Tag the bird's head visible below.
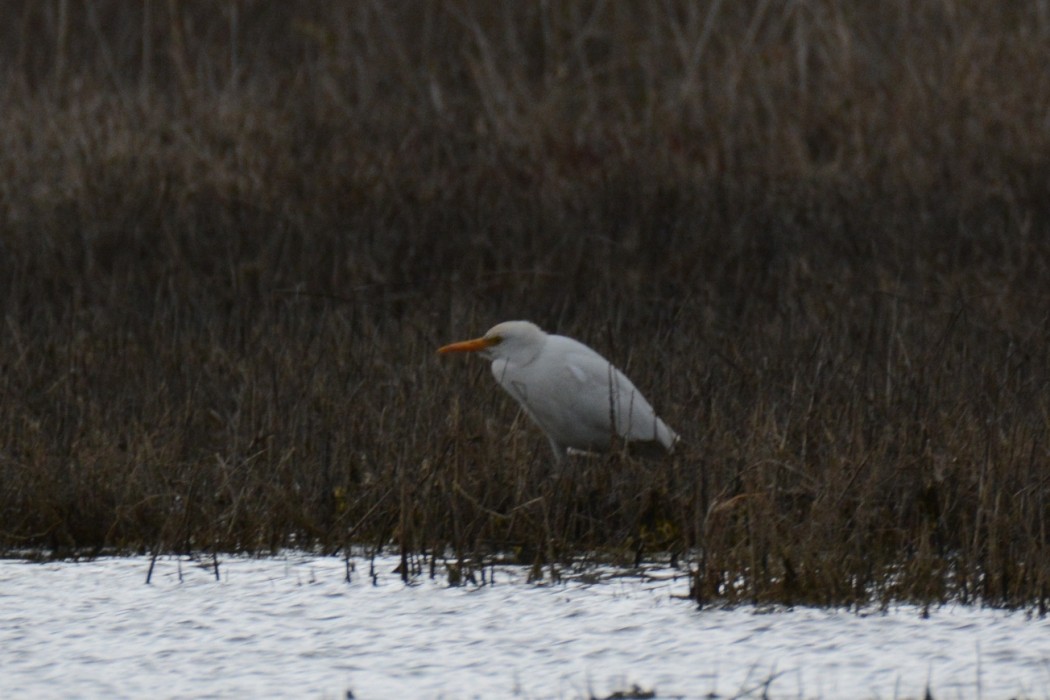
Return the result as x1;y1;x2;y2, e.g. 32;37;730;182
438;320;546;363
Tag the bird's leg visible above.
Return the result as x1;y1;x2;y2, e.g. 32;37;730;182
548;437;568;466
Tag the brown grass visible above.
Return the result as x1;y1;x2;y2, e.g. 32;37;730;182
1;1;1049;609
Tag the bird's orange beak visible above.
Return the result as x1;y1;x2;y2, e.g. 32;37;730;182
437;335;499;354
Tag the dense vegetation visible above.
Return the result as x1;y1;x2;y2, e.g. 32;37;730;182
1;1;1049;608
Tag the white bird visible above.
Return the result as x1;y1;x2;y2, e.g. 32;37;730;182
438;320;679;461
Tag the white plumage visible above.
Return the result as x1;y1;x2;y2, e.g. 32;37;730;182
439;321;679;461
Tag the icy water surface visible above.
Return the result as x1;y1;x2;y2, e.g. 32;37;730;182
1;555;1049;699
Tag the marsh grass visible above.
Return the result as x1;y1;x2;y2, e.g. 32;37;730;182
1;1;1049;608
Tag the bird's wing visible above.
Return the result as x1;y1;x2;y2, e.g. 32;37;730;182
555;343;667;442
494;335;676;454
559;340;677;450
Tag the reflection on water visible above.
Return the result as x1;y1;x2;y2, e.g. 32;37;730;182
0;554;1048;698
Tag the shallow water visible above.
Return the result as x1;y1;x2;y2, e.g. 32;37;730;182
1;554;1048;699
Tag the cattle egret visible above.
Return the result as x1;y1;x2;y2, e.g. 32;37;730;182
438;321;679;461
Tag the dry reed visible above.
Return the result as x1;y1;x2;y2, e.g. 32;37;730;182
0;1;1048;609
